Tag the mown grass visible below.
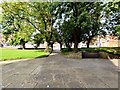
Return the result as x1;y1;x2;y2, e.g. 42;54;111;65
0;48;49;61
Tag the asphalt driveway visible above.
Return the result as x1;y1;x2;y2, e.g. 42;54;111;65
1;52;119;88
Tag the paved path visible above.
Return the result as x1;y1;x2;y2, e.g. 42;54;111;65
1;52;119;88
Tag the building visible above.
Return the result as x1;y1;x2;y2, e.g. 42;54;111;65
92;35;120;47
0;32;5;46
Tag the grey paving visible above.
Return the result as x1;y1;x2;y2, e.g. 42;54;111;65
1;52;119;88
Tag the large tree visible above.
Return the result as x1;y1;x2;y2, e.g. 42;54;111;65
53;2;89;51
1;2;35;49
54;2;106;50
102;2;120;37
81;2;106;48
1;2;56;50
2;2;119;51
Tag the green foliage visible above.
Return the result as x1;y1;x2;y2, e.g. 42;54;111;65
1;2;119;50
1;2;56;50
54;2;106;49
103;2;120;36
1;2;36;48
32;33;44;48
115;26;120;39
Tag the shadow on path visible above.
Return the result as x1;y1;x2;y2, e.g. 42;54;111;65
1;50;119;89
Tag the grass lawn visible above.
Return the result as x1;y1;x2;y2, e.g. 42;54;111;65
0;48;49;61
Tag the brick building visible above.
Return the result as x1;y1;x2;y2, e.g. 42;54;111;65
93;35;120;47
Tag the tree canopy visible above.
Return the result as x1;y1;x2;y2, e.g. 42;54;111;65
1;1;120;51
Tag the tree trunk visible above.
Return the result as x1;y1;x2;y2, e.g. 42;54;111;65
73;30;79;52
51;43;53;51
65;42;71;50
74;40;78;52
87;39;91;48
22;43;25;49
59;42;62;51
35;45;38;49
45;42;49;51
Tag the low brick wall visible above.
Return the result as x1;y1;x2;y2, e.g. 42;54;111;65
65;52;82;59
99;52;109;59
82;52;99;58
64;51;120;59
99;52;120;59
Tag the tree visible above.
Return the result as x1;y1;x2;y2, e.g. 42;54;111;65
53;2;89;51
59;19;74;50
29;2;56;51
81;2;106;48
10;21;34;49
2;2;118;51
1;2;35;49
53;2;106;50
1;2;43;49
1;2;56;50
103;2;120;37
115;25;120;39
31;32;44;48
